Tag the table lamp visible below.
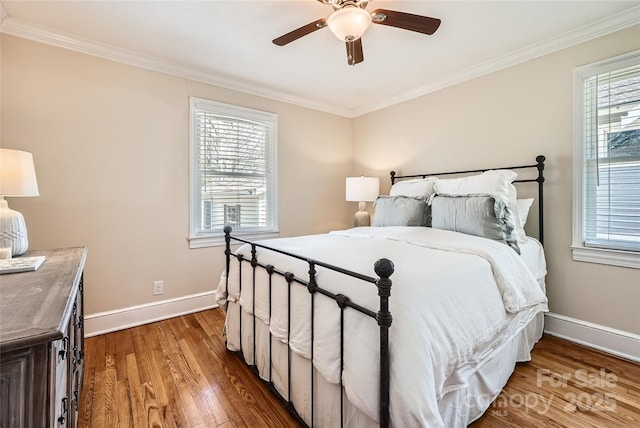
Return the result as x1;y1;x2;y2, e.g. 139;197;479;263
346;176;379;227
0;149;40;256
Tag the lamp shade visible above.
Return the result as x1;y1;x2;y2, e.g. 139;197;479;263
0;149;40;197
346;176;379;202
327;6;372;41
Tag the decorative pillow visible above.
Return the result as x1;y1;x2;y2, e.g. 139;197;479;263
516;198;534;228
434;169;527;243
389;177;438;198
373;196;430;227
431;195;521;254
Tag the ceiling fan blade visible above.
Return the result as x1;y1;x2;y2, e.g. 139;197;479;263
371;9;441;35
346;38;364;65
272;18;327;46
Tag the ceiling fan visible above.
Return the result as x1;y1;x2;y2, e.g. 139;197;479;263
272;0;441;65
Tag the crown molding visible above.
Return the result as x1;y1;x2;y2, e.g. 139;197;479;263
351;5;640;117
0;17;354;118
1;5;638;119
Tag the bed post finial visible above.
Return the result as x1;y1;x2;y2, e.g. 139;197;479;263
374;258;394;283
390;171;397;185
374;258;393;428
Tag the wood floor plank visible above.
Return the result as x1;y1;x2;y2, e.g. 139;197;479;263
129;326;170;428
177;335;220;425
103;354;118;427
156;318;208;428
186;313;232;426
125;353;147;428
140;323;179;427
89;334;107;428
113;328;134;382
116;379;133;428
140;324;170;407
113;328;135;426
80;309;639;428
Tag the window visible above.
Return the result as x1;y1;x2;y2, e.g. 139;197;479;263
189;97;278;248
573;50;640;268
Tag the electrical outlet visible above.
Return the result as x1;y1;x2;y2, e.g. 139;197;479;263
153;280;164;295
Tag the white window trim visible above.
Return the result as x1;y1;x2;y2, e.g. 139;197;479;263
572;50;640;269
188;97;279;248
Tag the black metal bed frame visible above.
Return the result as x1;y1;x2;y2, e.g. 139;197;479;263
391;154;546;245
223;155;546;428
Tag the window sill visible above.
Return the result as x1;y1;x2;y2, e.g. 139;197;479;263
188;231;280;248
571;246;640;269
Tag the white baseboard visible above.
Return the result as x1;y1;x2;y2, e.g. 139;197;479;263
544;312;640;363
84;291;218;337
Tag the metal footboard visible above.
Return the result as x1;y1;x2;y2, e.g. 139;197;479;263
224;226;394;428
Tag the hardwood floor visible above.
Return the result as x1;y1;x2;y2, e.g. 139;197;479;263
79;309;640;427
78;308;300;427
471;335;640;427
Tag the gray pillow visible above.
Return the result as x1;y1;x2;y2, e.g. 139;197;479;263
431;195;521;253
373;196;429;227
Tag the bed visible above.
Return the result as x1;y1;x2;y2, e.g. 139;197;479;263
215;155;547;428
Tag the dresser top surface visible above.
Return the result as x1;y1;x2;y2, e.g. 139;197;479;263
0;247;87;351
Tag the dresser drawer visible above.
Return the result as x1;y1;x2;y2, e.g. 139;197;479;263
0;345;49;428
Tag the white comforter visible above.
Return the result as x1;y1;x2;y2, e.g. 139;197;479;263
216;227;548;427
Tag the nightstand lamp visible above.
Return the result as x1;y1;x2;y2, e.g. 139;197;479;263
0;149;40;256
346;176;379;227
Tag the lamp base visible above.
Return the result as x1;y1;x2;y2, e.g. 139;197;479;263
353;201;371;227
0;200;29;256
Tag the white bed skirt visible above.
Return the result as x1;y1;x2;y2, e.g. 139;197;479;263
224;303;544;428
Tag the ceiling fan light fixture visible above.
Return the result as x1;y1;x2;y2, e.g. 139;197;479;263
327;6;371;41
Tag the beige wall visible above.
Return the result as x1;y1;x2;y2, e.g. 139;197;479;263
1;35;353;314
353;25;640;334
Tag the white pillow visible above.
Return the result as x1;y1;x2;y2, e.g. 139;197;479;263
434;169;517;200
517;198;534;228
389;177;438;198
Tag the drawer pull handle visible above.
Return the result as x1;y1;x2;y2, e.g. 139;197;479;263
58;337;68;360
58;397;68;424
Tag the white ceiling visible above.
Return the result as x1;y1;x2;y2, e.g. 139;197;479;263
1;1;639;117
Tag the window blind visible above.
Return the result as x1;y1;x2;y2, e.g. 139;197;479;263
192;100;277;235
582;63;640;252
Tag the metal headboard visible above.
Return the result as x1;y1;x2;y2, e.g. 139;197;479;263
390;155;546;245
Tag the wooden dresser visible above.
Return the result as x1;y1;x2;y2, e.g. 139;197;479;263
0;247;87;428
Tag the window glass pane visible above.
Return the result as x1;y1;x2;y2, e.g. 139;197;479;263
583;62;640;252
191;99;276;236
